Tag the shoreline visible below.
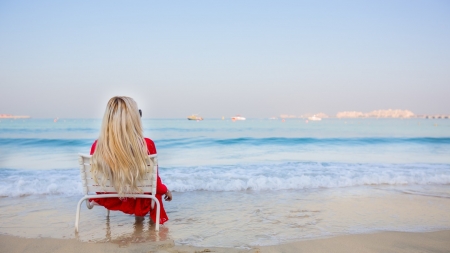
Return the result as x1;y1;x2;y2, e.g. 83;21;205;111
2;187;450;248
1;230;450;253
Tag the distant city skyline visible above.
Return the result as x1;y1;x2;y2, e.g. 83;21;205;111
2;108;448;120
1;1;449;118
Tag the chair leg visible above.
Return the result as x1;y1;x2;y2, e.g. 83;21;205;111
155;198;160;231
76;195;159;232
75;197;88;232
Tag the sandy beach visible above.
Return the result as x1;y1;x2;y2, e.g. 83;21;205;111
1;230;450;253
1;187;450;253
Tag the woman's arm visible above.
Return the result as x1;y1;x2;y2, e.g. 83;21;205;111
146;138;172;201
156;171;168;194
164;190;173;201
156;171;172;201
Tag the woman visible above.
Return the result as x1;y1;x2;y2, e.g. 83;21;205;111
89;96;172;224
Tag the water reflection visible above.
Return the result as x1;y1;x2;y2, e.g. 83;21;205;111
105;217;169;246
3;188;450;248
74;214;171;246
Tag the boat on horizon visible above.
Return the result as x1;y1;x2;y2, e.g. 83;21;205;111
308;115;322;121
232;115;246;121
187;114;203;121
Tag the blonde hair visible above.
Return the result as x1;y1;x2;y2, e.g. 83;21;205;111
91;96;149;195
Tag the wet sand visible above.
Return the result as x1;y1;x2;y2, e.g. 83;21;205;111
261;230;450;253
1;185;450;252
1;230;450;253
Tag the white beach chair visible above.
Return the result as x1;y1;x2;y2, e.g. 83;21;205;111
75;153;160;232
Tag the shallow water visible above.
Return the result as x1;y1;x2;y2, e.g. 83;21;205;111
1;185;450;247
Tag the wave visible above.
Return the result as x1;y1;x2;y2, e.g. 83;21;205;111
1;162;449;197
134;137;450;149
3;137;448;150
0;138;94;148
0;169;82;197
166;162;450;192
208;137;450;145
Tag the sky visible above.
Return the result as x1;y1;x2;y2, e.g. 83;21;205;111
0;0;449;118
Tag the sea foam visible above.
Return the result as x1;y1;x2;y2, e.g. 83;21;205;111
1;162;449;197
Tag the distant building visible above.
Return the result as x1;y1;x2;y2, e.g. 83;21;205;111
0;114;31;119
336;111;365;118
279;114;297;119
314;113;329;118
299;113;329;119
336;109;414;118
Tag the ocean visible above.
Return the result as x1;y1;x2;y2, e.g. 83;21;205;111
1;118;450;247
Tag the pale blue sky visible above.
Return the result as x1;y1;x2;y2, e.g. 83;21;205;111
1;0;449;118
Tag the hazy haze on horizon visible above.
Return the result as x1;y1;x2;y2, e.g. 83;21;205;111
1;0;449;118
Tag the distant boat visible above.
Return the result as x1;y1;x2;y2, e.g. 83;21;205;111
187;114;203;121
232;115;246;121
308;115;322;121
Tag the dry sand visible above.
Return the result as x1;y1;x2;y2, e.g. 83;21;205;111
1;230;449;253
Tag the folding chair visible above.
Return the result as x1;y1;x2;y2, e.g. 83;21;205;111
75;153;160;232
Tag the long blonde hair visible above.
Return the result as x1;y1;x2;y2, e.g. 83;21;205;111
91;96;149;195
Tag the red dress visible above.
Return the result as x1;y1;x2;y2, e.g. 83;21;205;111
89;138;169;224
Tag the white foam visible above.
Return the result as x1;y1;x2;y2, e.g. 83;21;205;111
1;162;449;197
164;163;450;192
0;169;82;197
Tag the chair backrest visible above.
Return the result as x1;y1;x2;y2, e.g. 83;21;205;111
78;153;158;195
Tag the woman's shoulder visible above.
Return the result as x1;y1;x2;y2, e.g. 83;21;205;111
90;140;98;155
144;137;154;146
144;137;157;154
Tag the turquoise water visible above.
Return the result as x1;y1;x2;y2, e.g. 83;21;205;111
1;118;450;247
0;118;450;195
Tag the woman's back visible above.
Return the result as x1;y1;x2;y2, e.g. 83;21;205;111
89;96;171;224
91;96;149;195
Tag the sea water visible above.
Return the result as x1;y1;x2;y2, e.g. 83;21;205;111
1;118;450;247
